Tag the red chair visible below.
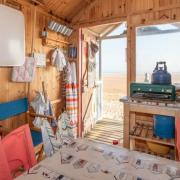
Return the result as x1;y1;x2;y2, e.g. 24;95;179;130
0;140;12;180
0;97;55;162
1;124;37;173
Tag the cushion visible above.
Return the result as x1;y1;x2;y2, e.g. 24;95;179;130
11;57;36;82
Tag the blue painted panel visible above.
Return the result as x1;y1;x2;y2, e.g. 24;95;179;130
154;115;175;139
30;130;42;147
0;98;28;120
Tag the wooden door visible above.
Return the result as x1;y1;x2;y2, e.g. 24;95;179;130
79;29;100;137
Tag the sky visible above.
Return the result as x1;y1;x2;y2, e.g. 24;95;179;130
101;38;127;74
101;24;180;76
136;32;180;75
101;22;127;74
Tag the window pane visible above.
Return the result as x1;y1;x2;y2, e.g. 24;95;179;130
136;23;180;84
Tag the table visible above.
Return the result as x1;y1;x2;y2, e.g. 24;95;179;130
16;138;180;180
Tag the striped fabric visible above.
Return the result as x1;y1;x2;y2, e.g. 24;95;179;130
65;62;78;138
66;83;78;128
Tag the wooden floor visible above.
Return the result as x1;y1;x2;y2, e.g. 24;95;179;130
85;118;123;145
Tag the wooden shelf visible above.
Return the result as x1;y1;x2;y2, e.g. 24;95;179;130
130;135;175;147
134;147;175;160
42;37;70;48
51;98;62;105
121;98;178;160
130;123;175;147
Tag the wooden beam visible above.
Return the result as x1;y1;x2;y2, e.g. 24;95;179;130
78;29;83;137
86;28;100;37
42;37;70;47
100;23;121;38
30;0;45;6
51;98;62;105
73;15;126;28
99;34;126;40
130;26;136;89
27;111;54;120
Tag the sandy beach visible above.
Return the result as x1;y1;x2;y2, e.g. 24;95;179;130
102;73;127;120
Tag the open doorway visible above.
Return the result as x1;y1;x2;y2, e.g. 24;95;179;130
101;23;127;117
81;22;127;145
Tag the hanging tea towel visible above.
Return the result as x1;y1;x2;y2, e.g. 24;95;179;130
30;92;57;128
11;57;36;82
30;92;48;128
51;48;66;71
57;111;77;140
41;120;62;157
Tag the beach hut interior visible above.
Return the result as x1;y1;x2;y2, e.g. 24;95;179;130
1;0;180;180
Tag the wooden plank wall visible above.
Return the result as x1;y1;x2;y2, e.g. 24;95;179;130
72;0;127;26
1;0;180;134
0;0;69;130
72;0;180;26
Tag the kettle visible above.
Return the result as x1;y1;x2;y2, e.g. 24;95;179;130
151;61;171;85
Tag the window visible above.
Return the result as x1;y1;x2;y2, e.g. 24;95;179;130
136;23;180;84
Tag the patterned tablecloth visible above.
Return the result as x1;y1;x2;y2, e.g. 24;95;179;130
16;138;180;180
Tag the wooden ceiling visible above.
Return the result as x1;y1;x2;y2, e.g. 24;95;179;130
31;0;95;22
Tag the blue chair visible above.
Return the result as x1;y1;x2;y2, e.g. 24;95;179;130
0;98;54;162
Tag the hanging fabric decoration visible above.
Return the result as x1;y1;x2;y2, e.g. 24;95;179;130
41;120;62;157
57;111;76;142
30;92;57;128
48;21;73;37
90;42;99;58
11;57;36;82
68;46;77;59
88;41;99;88
65;62;78;138
51;48;67;71
40;121;54;157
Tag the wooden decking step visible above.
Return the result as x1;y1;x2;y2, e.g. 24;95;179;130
85;117;123;145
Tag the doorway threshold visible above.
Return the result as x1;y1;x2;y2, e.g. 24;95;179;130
85;117;123;145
